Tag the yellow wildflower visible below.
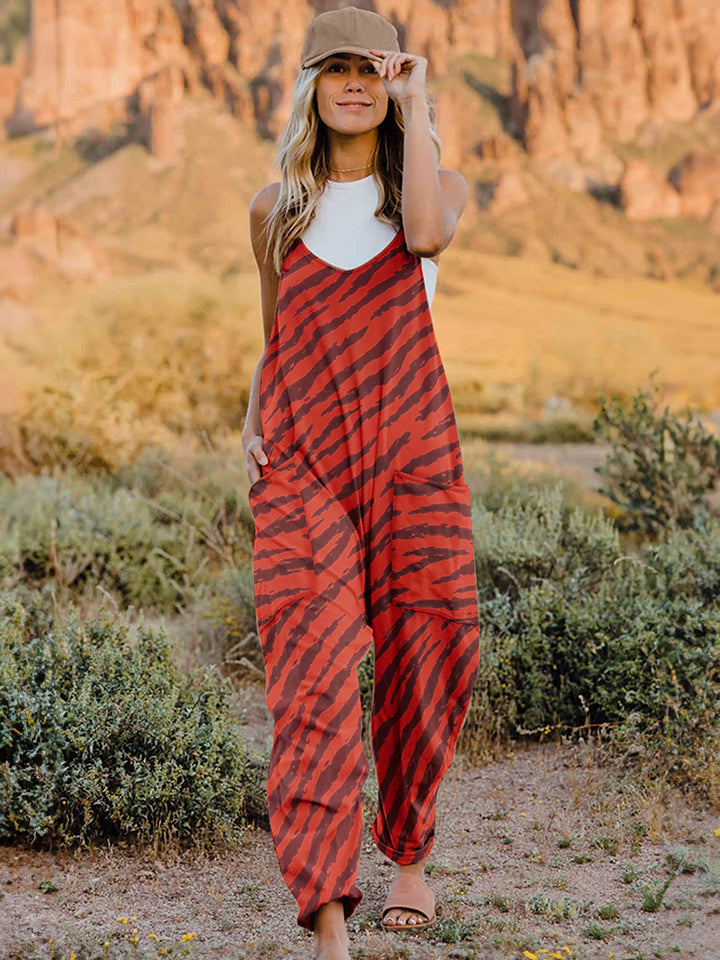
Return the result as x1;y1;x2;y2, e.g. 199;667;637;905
523;953;538;960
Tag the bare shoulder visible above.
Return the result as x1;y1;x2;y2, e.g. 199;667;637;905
427;170;468;265
249;181;281;216
249;181;281;262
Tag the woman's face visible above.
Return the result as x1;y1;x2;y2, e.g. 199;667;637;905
314;52;389;132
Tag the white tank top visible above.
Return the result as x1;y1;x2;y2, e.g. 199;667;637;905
299;174;439;307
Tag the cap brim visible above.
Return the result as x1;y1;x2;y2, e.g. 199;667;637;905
302;46;385;68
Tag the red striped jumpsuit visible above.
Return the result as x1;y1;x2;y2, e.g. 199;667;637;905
248;223;481;930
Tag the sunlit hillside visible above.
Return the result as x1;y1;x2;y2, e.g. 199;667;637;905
2;90;720;474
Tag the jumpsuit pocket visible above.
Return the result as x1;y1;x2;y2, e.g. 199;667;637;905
248;450;316;624
390;469;479;623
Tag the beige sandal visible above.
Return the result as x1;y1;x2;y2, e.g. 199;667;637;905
380;872;436;932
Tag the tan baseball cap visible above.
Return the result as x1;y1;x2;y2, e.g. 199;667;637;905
300;6;400;70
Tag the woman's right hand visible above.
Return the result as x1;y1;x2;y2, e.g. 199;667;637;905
244;433;268;488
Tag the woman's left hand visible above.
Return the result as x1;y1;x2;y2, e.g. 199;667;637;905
368;49;427;103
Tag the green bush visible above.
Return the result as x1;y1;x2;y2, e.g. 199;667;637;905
457;480;720;805
0;458;254;614
592;372;720;535
472;481;622;594
0;593;265;849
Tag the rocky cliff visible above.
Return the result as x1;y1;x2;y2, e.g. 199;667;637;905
2;1;720;245
1;0;515;144
4;1;719;157
510;0;720;160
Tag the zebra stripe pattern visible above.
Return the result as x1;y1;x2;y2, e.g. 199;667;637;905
248;226;480;930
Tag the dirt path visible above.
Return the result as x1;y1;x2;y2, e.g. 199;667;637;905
481;441;610;490
1;680;718;960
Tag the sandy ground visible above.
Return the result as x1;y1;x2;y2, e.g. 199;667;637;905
1;678;718;960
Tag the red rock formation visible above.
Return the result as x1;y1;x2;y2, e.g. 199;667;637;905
148;65;180;162
475;132;523;161
668;150;720;221
620;160;681;221
1;0;719;173
9;204;109;282
0;245;35;300
511;0;720;159
476;171;530;216
621;150;720;227
0;64;23;140
6;0;190;140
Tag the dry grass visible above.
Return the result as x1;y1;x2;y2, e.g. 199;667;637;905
4;216;720;473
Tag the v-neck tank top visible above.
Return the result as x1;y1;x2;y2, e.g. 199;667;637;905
299;174;439;307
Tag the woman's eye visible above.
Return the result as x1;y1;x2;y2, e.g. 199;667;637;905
328;63;374;72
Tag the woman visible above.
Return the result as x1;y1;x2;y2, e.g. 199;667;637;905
242;8;481;959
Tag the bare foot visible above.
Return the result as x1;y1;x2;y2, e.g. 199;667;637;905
312;899;351;960
382;855;432;928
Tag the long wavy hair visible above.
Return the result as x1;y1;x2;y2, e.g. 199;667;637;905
260;60;443;275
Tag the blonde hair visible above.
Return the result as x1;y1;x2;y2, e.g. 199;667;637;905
260;61;443;275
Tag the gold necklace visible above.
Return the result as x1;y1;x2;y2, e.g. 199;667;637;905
329;162;373;172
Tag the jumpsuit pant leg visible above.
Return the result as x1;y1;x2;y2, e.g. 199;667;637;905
249;449;481;930
369;612;480;863
250;449;375;930
367;468;481;864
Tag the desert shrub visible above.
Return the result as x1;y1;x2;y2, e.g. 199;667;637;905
592;372;720;535
0;592;264;849
467;566;720;731
472;481;621;594
473;418;595;444
457;488;720;804
0;459;254;613
638;509;720;604
194;567;262;681
197;566;258;643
